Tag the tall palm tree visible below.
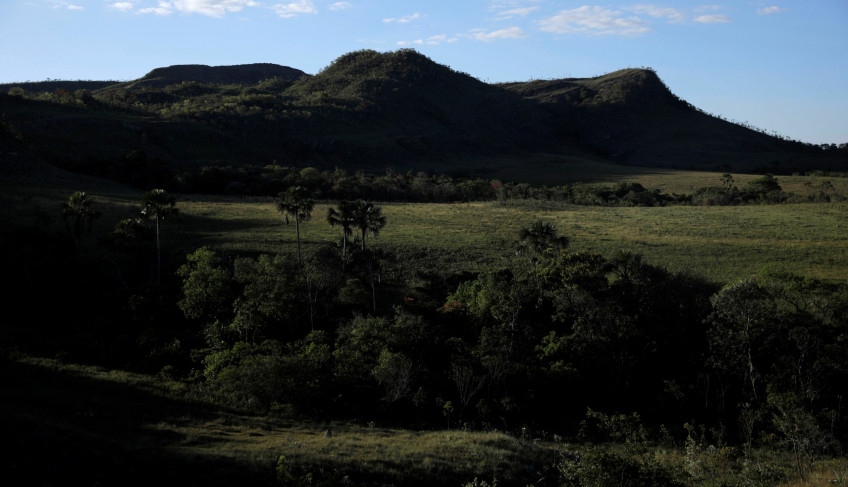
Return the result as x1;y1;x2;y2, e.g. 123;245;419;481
277;186;314;267
351;200;387;251
326;200;356;269
61;191;100;246
140;188;178;284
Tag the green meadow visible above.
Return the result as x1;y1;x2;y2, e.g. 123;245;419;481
166;195;848;285
4;173;846;284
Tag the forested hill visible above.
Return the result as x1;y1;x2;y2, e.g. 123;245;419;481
117;63;309;90
1;49;844;183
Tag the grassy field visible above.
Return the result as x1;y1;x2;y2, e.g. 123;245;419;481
165;196;848;284
4;354;845;486
4;168;847;485
3;172;846;284
2;355;555;485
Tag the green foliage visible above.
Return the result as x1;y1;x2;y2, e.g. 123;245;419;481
177;246;235;324
558;447;686;487
61;191;100;245
202;332;333;411
232;254;300;342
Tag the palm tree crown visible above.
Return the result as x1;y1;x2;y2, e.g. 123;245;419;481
327;200;357;267
277;186;314;266
140;188;178;283
62;191;100;244
518;220;568;255
351;200;387;251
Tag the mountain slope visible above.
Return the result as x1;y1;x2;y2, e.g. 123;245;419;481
0;51;843;184
501;68;821;171
115;63;308;90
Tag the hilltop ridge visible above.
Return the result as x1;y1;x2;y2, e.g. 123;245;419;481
0;49;843;183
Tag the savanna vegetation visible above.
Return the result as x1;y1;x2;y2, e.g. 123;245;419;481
2;48;847;486
2;166;847;486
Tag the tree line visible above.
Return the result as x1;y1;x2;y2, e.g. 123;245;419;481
52;150;847;206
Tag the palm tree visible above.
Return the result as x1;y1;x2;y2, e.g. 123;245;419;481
326;200;356;269
61;191;100;246
140;188;178;284
351;200;387;252
517;220;568;255
277;186;314;267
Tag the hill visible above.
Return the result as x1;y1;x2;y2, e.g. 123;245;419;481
0;50;844;185
115;63;308;90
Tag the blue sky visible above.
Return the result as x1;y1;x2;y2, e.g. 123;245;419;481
1;1;846;144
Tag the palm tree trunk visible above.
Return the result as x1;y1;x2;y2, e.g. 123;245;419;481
342;234;347;271
155;218;161;284
295;217;302;268
368;259;376;312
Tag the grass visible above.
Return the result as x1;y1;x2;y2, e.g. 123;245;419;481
171;198;848;283
2;354;553;486
3;174;846;284
4;354;844;486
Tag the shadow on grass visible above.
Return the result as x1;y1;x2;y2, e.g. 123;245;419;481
1;358;276;486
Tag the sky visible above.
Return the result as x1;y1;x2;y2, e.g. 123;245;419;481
1;1;846;144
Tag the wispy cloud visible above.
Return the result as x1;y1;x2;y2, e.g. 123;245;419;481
757;6;786;15
272;1;317;18
49;0;84;10
383;12;421;24
110;2;135;11
397;34;458;46
137;0;260;17
539;6;650;36
694;5;723;13
497;6;539;18
176;0;258;17
329;2;351;10
694;14;731;23
469;26;528;42
139;1;173;15
626;5;684;23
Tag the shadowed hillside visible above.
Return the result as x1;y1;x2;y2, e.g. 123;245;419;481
1;50;843;184
118;63;309;90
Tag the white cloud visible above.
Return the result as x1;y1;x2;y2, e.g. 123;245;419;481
397;34;457;46
470;26;527;41
139;1;173;15
383;12;421;23
694;14;731;23
498;6;539;17
694;5;722;13
171;0;258;17
110;2;135;10
48;0;84;9
136;0;261;16
626;5;684;23
757;6;786;15
329;2;351;10
539;6;650;36
272;0;317;18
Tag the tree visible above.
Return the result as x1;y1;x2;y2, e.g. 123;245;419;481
350;200;387;252
177;247;236;325
61;191;100;246
277;186;314;267
326;200;356;269
140;188;178;284
517;220;568;262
